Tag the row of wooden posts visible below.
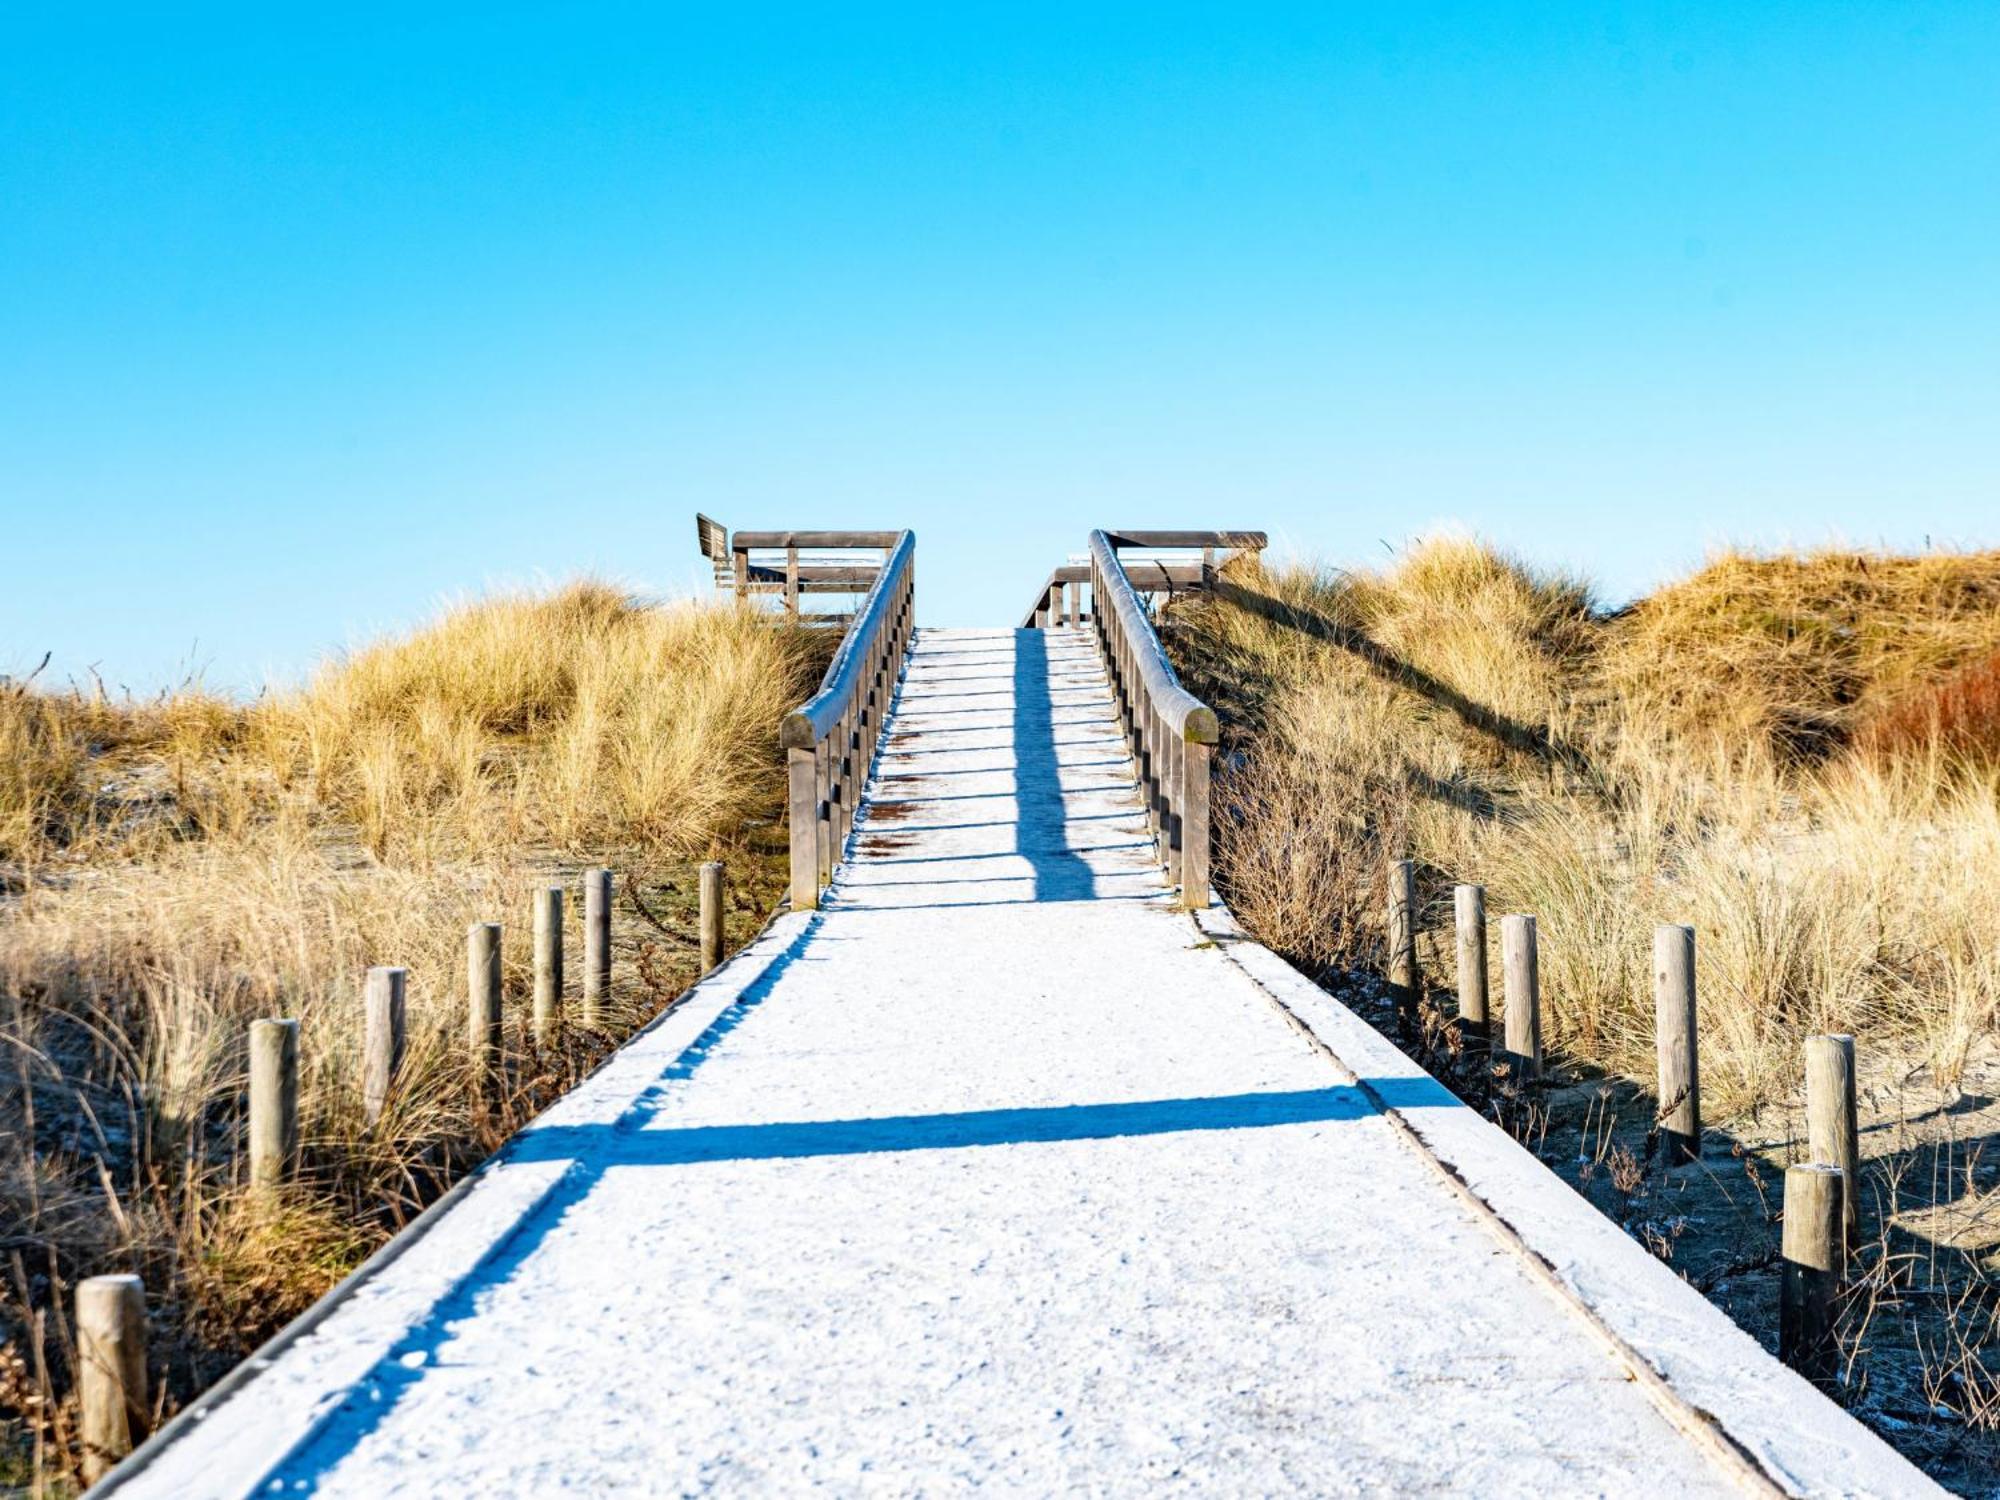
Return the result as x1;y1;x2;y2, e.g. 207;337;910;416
71;860;731;1483
1389;858;1863;1386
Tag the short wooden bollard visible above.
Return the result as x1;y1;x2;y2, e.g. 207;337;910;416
1780;1162;1846;1384
362;966;407;1126
1654;924;1701;1164
1454;883;1488;1042
583;868;613;1026
533;885;563;1044
248;1017;299;1193
77;1273;148;1482
1501;913;1541;1080
1806;1033;1861;1244
1388;859;1418;1036
699;861;726;974
468;921;502;1097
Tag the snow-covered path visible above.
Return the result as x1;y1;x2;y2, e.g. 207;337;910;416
114;628;1935;1497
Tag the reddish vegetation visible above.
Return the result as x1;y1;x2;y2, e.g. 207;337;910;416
1856;648;2000;771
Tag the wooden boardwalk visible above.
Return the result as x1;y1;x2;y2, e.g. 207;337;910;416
101;627;1934;1497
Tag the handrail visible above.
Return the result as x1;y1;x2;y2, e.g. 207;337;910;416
782;530;916;910
1087;529;1217;908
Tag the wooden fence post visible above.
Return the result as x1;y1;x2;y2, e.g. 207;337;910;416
1779;1162;1845;1384
1654;924;1701;1164
362;967;407;1127
1806;1033;1861;1245
583;868;613;1026
248;1017;298;1193
1454;883;1488;1043
1501;914;1541;1080
1388;859;1418;1037
700;861;726;974
468;921;502;1100
76;1274;147;1484
533;885;563;1044
789;747;819;912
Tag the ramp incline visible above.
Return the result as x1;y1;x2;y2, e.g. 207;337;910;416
106;628;1935;1497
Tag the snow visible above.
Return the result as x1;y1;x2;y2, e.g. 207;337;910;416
107;627;1935;1498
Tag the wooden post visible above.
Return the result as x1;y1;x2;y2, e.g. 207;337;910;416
362;966;407;1127
533;885;563;1044
468;921;502;1098
1779;1162;1845;1384
789;747;818;912
1501;914;1541;1080
700;860;726;974
1182;740;1211;910
1806;1033;1861;1244
1388;859;1418;1037
1454;884;1488;1042
248;1017;298;1193
1654;924;1701;1164
76;1274;147;1483
784;545;800;616
583;867;613;1026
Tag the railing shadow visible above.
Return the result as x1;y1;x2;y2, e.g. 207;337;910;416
1206;578;1599;785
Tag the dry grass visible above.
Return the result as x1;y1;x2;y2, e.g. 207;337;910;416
1169;535;2000;1489
1175;536;2000;1111
0;582;825;1489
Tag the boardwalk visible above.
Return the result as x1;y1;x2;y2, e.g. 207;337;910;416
111;629;1934;1497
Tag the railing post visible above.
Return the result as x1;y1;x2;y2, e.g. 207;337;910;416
814;738;833;882
789;746;819;911
583;868;612;1026
248;1017;299;1194
1454;884;1488;1043
1501;913;1541;1080
1165;730;1184;888
533;886;563;1044
77;1274;147;1483
784;544;800;617
1182;738;1211;908
468;921;502;1101
1780;1162;1845;1384
1806;1033;1860;1245
1388;859;1418;1037
362;965;407;1126
1654;924;1701;1164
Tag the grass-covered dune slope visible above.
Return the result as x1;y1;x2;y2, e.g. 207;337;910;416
1167;539;2000;1488
1;582;827;1489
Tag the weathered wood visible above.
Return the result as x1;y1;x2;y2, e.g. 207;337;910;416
467;921;502;1097
1454;884;1488;1040
784;545;800;617
1388;859;1419;1037
1654;924;1701;1164
789;747;819;911
1806;1033;1861;1244
247;1017;298;1193
1182;740;1211;909
1087;531;1219;744
700;861;726;974
733;529;903;548
1779;1162;1845;1384
583;868;613;1026
77;1274;147;1483
533;886;563;1043
780;532;915;748
1501;914;1541;1080
362;966;407;1127
1104;529;1269;550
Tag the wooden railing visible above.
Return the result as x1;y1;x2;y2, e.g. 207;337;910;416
780;531;916;910
1020;530;1267;629
1087;529;1227;909
697;513;900;620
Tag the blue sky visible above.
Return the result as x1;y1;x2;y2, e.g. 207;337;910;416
4;4;1996;693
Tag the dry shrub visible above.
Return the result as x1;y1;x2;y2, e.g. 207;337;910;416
1855;648;2000;776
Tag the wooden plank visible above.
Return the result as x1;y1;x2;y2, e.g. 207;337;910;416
733;529;903;548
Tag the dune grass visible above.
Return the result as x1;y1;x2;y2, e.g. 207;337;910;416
1172;537;2000;1116
0;582;826;1488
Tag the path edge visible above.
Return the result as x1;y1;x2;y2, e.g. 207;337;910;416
88;899;815;1498
1192;902;1946;1500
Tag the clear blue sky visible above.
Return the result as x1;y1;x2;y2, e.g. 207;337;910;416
4;4;1996;694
